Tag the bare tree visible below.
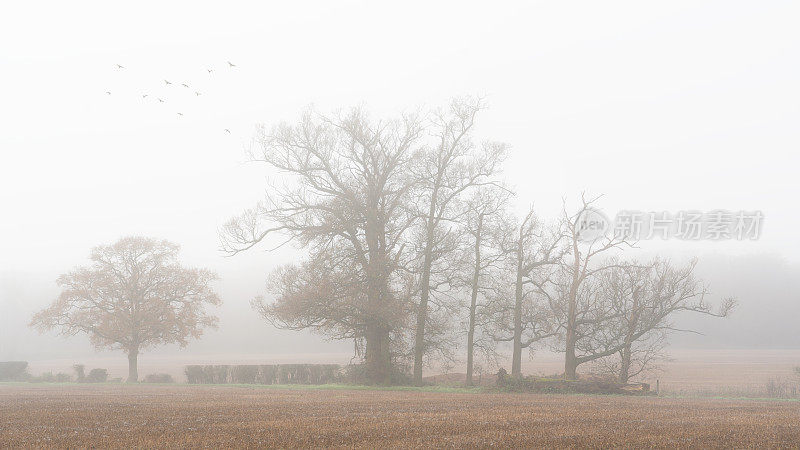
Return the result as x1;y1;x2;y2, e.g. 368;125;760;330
30;237;219;382
410;97;507;384
460;186;511;385
545;195;736;380
590;328;668;384
222;106;423;384
408;231;463;376
546;194;632;380
489;207;563;377
593;258;735;383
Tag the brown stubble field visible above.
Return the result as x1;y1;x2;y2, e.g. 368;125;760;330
1;384;800;448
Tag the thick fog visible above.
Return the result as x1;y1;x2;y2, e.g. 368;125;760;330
2;0;799;367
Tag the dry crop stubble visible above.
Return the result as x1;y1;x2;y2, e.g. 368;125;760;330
1;384;799;447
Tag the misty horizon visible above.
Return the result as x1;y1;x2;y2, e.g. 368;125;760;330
3;2;800;370
3;2;800;448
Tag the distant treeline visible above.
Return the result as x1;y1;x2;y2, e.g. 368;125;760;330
184;364;341;385
0;361;109;383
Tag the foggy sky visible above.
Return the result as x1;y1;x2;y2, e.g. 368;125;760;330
1;1;799;363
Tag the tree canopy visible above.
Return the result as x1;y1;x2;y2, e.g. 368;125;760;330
30;236;220;382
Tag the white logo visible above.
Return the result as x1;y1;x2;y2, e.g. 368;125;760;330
576;207;610;242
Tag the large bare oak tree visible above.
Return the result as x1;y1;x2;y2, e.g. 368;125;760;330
222;107;422;384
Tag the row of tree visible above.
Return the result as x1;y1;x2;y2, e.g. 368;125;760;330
29;98;733;384
221;97;735;385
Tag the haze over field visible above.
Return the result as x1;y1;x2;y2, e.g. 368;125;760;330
2;1;799;371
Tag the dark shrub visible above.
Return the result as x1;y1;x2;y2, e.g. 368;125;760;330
275;365;293;384
29;372;72;383
257;365;278;384
495;368;508;387
338;364;407;385
340;364;366;384
765;378;796;399
55;373;73;382
0;361;29;381
86;368;108;383
73;364;86;382
38;372;56;382
206;365;230;384
143;373;174;383
308;364;341;384
492;373;651;396
185;365;204;384
185;364;342;385
185;365;230;384
232;365;259;384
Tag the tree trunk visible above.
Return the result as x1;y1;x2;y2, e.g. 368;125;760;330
413;245;433;385
564;349;578;380
619;345;631;384
364;208;392;385
365;323;379;383
564;309;578;379
413;213;437;385
365;321;391;385
466;215;483;386
619;290;639;384
564;240;580;380
127;349;139;383
564;296;579;380
511;233;524;377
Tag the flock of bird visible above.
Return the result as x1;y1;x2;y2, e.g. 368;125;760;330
106;61;237;134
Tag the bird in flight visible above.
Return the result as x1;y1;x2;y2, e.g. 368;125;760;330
115;64;125;69
157;98;165;103
142;94;149;99
182;83;189;88
207;68;214;74
164;80;172;85
177;112;184;117
195;91;201;96
227;61;236;68
224;129;231;134
106;91;111;95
